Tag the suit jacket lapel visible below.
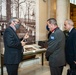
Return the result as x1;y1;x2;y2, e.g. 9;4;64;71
9;27;20;41
69;28;74;35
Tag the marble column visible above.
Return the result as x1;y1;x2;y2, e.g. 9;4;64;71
67;0;70;19
48;0;56;18
56;0;70;30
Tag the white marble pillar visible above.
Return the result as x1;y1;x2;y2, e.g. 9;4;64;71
67;0;70;19
48;0;56;18
56;0;70;30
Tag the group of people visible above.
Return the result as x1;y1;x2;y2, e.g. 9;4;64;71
45;18;76;75
3;17;76;75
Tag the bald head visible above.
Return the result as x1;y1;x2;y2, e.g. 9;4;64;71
64;19;74;31
65;19;74;26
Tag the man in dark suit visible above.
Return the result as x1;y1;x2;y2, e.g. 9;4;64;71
3;17;29;75
45;18;65;75
64;19;76;74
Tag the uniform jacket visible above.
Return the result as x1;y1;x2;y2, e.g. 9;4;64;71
46;27;65;67
65;28;76;64
3;26;23;64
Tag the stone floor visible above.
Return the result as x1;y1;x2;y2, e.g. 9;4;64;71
18;64;69;75
3;60;69;75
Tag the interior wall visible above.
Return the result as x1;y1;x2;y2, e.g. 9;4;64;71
39;0;48;41
48;0;56;19
36;0;48;41
36;0;56;42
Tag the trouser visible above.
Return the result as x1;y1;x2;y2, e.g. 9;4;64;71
67;63;76;75
70;63;76;70
49;66;63;75
5;64;19;75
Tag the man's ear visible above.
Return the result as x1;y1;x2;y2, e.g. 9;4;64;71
12;21;15;25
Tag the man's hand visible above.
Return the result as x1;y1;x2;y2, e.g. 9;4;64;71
23;33;29;39
21;40;26;46
74;61;76;64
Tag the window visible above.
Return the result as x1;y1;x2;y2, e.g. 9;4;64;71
70;0;76;5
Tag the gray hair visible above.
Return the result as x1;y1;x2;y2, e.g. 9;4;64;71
47;18;57;25
8;17;18;24
65;19;74;26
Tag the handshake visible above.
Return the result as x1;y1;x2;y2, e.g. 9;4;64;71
21;33;29;46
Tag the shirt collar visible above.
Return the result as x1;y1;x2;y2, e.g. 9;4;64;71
51;27;58;33
10;25;16;31
69;27;73;33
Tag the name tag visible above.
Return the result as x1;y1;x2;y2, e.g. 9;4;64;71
50;36;54;40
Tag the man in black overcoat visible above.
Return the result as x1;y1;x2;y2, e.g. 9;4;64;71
64;19;76;74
